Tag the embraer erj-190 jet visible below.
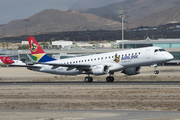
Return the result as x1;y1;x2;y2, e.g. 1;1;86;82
22;37;174;82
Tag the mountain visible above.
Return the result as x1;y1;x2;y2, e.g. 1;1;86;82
83;0;180;22
69;0;124;10
0;9;121;36
0;24;5;27
129;4;180;28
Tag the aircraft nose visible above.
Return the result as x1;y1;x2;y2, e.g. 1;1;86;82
165;53;174;60
10;60;14;64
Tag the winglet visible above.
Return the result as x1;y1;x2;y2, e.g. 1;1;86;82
28;37;56;63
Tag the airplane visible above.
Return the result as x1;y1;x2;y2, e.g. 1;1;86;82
0;56;26;66
17;37;174;82
0;56;14;65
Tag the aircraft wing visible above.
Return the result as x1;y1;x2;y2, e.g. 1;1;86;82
11;64;42;68
37;62;91;69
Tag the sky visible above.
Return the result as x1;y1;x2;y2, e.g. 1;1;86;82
0;0;124;25
0;0;77;24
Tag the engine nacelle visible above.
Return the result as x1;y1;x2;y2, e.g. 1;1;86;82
122;66;141;75
92;65;109;75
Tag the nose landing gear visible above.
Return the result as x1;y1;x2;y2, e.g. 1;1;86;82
154;65;159;74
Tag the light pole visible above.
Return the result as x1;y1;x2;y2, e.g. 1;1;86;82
87;35;90;43
119;12;124;50
120;13;124;50
99;38;102;43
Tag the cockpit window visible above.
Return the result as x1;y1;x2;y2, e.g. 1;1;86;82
159;49;166;51
154;49;158;52
155;49;166;52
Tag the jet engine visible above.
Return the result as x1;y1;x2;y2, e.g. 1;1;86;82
92;65;109;75
122;66;141;75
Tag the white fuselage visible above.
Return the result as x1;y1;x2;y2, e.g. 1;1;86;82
30;47;174;75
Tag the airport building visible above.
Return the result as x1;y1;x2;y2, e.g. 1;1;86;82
117;39;180;49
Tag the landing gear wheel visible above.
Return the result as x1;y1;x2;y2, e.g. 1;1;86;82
154;70;159;74
153;65;159;74
106;77;110;82
84;77;93;83
106;76;114;82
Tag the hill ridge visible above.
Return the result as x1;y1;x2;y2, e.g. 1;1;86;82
0;9;121;36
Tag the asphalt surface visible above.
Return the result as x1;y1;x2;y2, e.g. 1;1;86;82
1;81;180;85
0;109;180;120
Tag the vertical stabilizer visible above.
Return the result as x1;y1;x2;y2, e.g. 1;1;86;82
28;37;56;62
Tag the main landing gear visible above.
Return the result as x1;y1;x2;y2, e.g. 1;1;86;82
106;76;114;82
84;73;115;83
106;73;114;82
154;65;159;74
84;75;93;83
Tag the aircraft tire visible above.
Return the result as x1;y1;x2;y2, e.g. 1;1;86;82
154;70;159;74
106;76;114;82
111;76;114;82
106;76;110;82
84;77;93;83
89;77;93;82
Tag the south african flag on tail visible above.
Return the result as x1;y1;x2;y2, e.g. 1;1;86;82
28;37;56;63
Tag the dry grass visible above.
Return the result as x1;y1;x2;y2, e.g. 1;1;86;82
0;86;180;111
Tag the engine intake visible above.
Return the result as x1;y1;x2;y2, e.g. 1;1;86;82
122;66;141;75
92;65;109;75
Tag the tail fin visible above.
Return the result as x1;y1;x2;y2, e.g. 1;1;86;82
28;37;56;63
